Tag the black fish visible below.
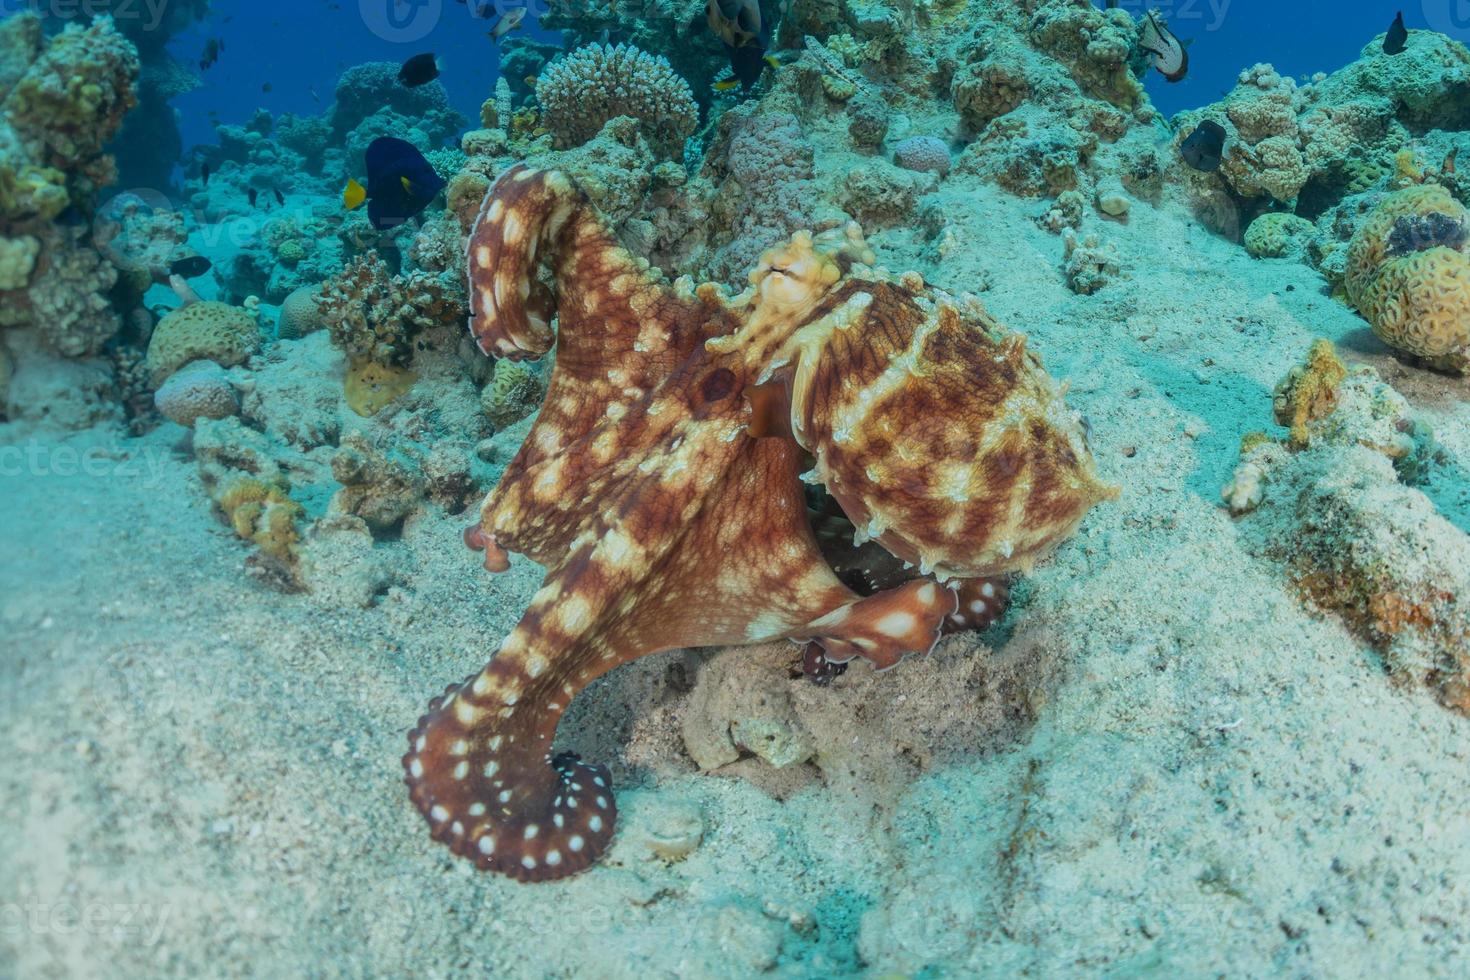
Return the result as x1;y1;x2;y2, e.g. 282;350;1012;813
200;37;223;71
1180;120;1226;172
170;256;213;279
398;53;440;87
201;162;210;186
248;188;258;207
1384;12;1407;55
344;136;448;230
274;189;285;206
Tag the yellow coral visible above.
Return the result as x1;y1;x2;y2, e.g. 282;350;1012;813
344;357;416;417
1273;339;1348;448
1345;185;1470;372
146;301;261;386
1393;147;1423;186
213;475;303;562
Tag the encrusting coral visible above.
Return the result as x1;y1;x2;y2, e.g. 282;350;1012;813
535;43;697;158
1344;183;1470;373
1225;342;1468;714
401;166;1116;882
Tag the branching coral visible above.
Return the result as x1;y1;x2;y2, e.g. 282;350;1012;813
536;43;697;157
317;252;464;369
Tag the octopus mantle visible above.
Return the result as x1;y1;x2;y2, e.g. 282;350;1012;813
403;165;1116;881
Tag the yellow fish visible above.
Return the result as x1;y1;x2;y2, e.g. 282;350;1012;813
343;178;367;211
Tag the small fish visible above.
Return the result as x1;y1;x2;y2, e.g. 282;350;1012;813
1139;10;1188;82
1384;11;1407;55
199;37;224;72
487;7;525;42
274;189;285;206
343;136;447;230
1180;119;1226;172
248;188;258;207
398;52;440;87
201;162;210;186
1444;146;1459;175
169;256;213;279
262;82;272;93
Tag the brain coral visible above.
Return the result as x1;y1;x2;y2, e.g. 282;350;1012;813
536;43;697;156
153;359;239;427
146;301;261;386
1345;184;1470;372
893;136;951;176
1244;212;1315;258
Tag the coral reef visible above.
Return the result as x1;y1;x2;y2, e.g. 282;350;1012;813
1226;347;1468;713
145;301;261;386
1177;32;1470;214
1244;212;1316;258
317;252;464;369
536;43;698;158
403;166;1114;881
153;359;239;427
1344;184;1470;373
893;135;952;176
480;358;544;432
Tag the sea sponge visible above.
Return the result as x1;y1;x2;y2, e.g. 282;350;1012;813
344;357;416;417
1345;185;1470;372
892;136;951;176
215;475;305;563
536;43;697;157
1272;339;1348;448
153;359;239;427
145;301;261;386
481;358;545;431
1244;212;1315;258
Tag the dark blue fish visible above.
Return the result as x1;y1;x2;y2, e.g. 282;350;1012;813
345;137;447;231
170;256;213;279
1384;12;1407;55
1180;120;1226;172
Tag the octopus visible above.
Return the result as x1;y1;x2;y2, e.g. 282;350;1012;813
403;165;1118;881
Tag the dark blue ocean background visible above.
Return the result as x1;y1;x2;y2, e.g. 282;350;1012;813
155;0;1470;167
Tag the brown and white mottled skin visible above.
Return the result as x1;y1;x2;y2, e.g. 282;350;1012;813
402;165;1117;882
